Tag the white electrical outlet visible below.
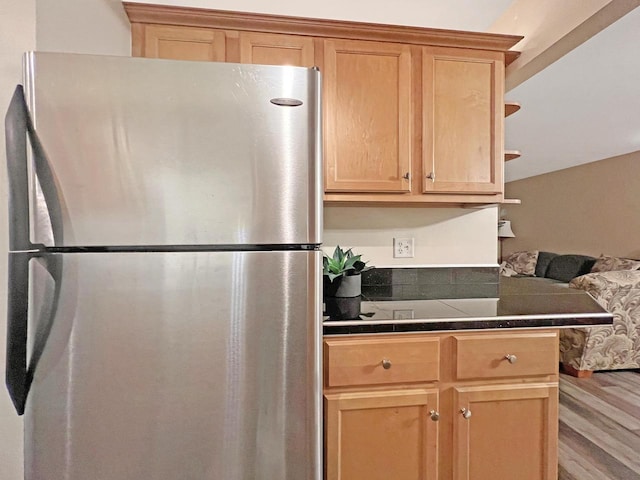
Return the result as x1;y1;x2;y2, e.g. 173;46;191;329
393;237;414;258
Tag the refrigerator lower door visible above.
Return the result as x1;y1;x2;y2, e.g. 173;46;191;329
23;251;321;480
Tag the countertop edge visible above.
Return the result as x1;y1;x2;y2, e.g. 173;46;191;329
323;312;614;335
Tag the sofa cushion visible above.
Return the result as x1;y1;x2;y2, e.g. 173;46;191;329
590;254;640;273
546;254;596;283
503;250;539;276
535;251;558;278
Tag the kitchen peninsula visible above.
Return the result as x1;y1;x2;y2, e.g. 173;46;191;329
323;277;612;480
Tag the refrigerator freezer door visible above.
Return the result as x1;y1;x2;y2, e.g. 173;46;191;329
23;251;321;480
22;52;322;247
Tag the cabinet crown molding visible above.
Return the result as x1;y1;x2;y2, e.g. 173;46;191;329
124;2;523;54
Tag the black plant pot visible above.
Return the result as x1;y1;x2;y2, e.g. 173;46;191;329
324;296;362;320
323;274;362;298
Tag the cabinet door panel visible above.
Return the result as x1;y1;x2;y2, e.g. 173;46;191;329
239;32;314;67
423;47;503;194
454;383;558;480
324;39;412;193
144;25;226;62
325;389;438;480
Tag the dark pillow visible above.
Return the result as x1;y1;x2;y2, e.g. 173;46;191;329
535;251;558;278
546;254;597;282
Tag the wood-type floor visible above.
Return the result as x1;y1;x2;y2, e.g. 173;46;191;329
559;370;640;480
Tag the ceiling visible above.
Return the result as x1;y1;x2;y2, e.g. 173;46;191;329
132;0;515;32
504;5;640;182
134;0;640;182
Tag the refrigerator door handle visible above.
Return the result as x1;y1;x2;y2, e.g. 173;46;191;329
5;85;64;250
5;86;33;251
6;252;31;415
5;252;63;415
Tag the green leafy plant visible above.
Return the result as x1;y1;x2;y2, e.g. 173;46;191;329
323;245;373;282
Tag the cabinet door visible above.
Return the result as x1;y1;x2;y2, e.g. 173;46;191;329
239;32;314;67
325;389;439;480
453;383;558;480
143;25;226;62
323;39;413;193
422;47;503;194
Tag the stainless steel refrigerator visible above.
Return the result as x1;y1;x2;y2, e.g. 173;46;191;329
5;52;322;480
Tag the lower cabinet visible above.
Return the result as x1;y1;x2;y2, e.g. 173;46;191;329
453;383;558;480
324;389;439;480
323;330;559;480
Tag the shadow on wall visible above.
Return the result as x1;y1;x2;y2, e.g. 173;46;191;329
324;206;474;229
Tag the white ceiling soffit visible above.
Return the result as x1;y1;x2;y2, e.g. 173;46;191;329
505;6;640;182
488;0;639;90
126;0;514;31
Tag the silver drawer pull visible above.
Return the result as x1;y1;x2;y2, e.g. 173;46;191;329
381;359;392;370
460;408;472;419
429;410;440;421
504;354;518;364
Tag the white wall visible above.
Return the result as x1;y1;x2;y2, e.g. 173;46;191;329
37;0;130;56
129;0;512;32
0;2;36;478
324;206;498;267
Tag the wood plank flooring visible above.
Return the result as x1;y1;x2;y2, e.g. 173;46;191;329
559;370;640;480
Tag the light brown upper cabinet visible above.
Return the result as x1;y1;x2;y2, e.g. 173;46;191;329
125;2;522;205
323;39;413;193
142;24;226;62
239;32;315;67
422;47;503;196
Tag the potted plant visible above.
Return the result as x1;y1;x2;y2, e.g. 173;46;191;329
323;245;373;298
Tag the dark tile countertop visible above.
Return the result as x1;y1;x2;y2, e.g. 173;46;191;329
323;276;613;335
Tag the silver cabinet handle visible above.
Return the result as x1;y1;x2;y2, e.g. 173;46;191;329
504;354;517;364
429;410;440;421
460;408;472;419
381;359;392;370
403;172;410;180
426;172;435;181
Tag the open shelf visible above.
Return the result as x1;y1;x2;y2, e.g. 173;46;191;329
505;150;521;161
504;101;521;117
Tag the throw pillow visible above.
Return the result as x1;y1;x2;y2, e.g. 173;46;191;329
546;254;597;283
535;251;558;278
499;261;518;277
503;250;539;276
590;254;640;273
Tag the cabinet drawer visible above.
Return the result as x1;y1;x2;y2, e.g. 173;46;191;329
324;337;440;388
454;332;558;380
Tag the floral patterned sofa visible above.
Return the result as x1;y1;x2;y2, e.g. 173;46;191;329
501;251;640;377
